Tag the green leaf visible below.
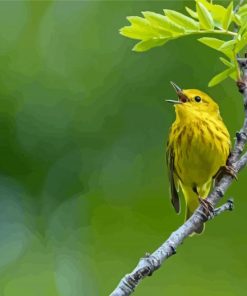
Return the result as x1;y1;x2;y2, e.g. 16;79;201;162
120;15;175;41
198;37;224;50
185;7;198;19
133;38;168;52
142;11;185;34
239;18;247;35
238;4;247;27
239;4;247;17
217;40;236;58
222;2;233;30
219;58;237;80
219;57;234;68
236;31;247;52
120;26;155;40
208;68;234;87
119;16;157;40
195;0;227;29
196;1;214;30
210;4;227;28
196;0;212;11
127;16;151;28
233;13;242;26
229;69;238;81
198;38;234;58
219;39;236;50
164;9;199;30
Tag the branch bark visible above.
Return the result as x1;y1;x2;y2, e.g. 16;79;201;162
110;56;247;296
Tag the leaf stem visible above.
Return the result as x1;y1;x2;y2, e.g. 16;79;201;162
188;29;237;36
233;46;241;81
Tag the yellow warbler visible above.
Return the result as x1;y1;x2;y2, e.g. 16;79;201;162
166;82;231;233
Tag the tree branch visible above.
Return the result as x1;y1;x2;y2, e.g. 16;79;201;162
237;150;247;170
212;198;234;217
110;54;247;296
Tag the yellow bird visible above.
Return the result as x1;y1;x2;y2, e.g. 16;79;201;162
166;82;231;233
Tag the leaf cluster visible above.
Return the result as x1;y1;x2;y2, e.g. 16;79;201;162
120;0;247;87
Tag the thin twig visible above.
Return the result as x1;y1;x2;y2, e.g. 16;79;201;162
213;198;234;217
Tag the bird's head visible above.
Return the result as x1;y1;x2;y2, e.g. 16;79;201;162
167;82;220;118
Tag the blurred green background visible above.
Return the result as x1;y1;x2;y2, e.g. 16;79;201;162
0;0;246;295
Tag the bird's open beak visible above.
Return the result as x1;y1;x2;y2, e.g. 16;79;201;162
166;99;182;104
166;81;188;104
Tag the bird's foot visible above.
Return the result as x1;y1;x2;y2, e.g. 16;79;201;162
198;197;214;220
214;165;238;183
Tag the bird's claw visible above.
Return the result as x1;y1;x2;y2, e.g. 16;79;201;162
198;197;214;220
214;165;238;183
225;165;238;180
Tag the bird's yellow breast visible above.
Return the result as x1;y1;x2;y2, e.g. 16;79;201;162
169;111;230;187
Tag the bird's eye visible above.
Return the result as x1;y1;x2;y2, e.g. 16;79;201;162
195;96;201;102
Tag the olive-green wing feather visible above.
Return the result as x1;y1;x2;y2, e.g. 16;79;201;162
166;144;180;213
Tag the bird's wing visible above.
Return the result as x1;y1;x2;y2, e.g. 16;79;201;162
166;143;180;213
